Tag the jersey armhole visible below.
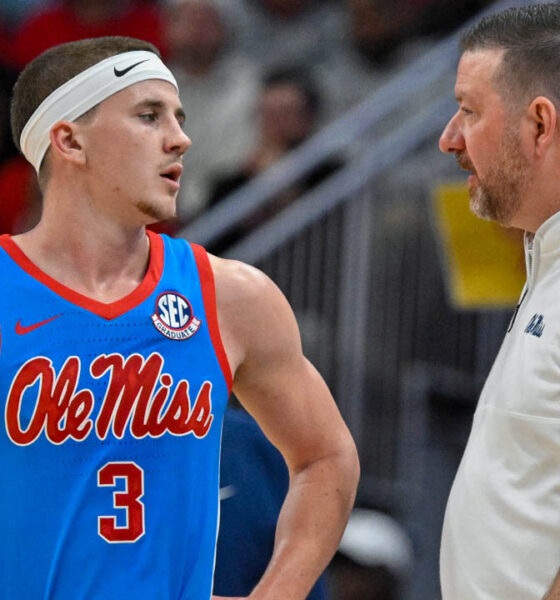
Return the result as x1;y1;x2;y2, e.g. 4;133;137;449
191;244;233;393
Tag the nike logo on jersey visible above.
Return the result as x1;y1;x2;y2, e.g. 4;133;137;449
113;60;149;77
15;315;61;335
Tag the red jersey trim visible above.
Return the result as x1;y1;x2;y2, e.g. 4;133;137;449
191;244;233;393
0;230;164;320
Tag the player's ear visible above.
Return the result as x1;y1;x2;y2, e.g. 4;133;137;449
527;96;557;156
49;121;87;167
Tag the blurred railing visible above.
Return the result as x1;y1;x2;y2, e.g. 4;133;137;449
181;0;537;252
181;1;538;597
181;0;531;499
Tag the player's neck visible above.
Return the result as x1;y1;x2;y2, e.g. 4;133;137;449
12;199;152;303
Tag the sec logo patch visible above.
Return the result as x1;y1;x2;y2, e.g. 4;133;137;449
151;292;201;340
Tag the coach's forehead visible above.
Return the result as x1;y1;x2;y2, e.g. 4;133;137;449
455;48;505;102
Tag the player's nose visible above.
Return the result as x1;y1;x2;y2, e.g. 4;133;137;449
167;123;192;156
439;112;464;154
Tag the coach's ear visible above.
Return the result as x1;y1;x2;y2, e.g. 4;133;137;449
528;96;557;157
49;120;87;167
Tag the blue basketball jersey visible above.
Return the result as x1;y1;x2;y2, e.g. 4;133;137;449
0;231;231;599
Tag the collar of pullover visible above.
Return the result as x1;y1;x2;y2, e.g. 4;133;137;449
524;210;560;288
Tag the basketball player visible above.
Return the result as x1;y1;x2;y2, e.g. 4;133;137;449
1;37;359;599
438;4;560;599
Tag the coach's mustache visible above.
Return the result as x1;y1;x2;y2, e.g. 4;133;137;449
455;152;475;173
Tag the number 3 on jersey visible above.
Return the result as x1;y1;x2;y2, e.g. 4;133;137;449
97;462;145;543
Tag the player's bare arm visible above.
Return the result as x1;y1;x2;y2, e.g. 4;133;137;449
543;569;560;600
210;255;360;600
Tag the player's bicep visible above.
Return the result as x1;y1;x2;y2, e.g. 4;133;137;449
236;357;346;470
231;279;349;470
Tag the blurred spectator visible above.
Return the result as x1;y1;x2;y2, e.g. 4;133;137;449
0;65;17;164
214;407;328;599
164;0;259;221
0;0;50;26
329;508;413;600
0;57;40;235
0;18;16;69
315;0;495;122
12;0;165;69
315;0;436;121
416;0;494;38
208;66;341;253
232;0;347;72
0;157;41;234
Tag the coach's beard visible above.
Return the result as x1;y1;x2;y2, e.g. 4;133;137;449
457;127;529;227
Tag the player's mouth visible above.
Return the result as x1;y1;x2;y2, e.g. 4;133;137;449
160;164;182;191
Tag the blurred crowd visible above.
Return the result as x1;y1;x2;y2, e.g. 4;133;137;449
0;0;492;238
0;1;495;598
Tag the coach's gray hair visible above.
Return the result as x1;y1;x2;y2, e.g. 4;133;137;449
461;3;560;108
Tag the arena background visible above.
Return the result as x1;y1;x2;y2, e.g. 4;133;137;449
0;0;539;598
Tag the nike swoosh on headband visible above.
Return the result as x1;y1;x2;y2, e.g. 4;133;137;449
20;51;178;172
114;59;150;77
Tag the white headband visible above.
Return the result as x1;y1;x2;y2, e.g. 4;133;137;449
20;50;178;172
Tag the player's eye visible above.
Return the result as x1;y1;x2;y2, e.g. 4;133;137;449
139;112;158;122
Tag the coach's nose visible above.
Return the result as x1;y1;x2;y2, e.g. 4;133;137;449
439;111;464;154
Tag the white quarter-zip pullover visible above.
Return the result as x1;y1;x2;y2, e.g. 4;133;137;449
441;211;560;599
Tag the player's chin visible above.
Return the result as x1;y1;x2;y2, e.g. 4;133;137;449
136;198;177;223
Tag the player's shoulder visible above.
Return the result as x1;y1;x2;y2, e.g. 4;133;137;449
207;253;278;306
207;253;299;346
